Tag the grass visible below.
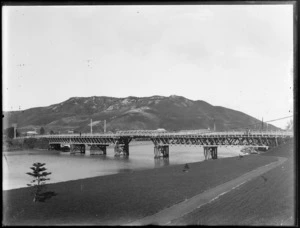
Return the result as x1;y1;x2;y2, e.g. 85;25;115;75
3;150;278;225
170;139;295;225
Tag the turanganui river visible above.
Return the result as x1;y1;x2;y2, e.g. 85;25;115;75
3;141;243;190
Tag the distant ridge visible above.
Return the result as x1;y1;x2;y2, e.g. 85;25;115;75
3;95;280;133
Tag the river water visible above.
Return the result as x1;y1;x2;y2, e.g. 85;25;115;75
3;141;243;190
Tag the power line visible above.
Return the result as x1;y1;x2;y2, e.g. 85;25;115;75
227;115;293;131
264;115;293;123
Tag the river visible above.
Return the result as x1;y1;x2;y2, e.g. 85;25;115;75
3;141;243;190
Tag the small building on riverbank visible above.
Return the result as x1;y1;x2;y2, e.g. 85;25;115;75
26;131;38;136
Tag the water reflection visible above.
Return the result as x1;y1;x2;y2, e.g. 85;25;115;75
114;156;130;162
117;168;133;173
154;158;170;168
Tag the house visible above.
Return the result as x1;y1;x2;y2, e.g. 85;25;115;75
156;128;166;132
27;131;38;136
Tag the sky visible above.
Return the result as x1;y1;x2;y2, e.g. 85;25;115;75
2;4;294;129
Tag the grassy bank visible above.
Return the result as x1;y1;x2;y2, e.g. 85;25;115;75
170;139;295;225
3;151;278;225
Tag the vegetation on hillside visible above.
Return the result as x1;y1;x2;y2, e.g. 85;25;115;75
3;95;280;134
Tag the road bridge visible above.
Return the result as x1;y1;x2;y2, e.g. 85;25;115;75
18;130;293;159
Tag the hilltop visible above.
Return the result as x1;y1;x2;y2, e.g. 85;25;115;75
3;95;279;134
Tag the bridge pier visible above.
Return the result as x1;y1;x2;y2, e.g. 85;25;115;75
90;145;108;155
154;145;169;158
275;137;278;147
204;146;218;160
48;144;61;150
114;138;131;157
70;144;86;154
114;143;129;156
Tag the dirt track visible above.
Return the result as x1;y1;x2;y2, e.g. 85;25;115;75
128;157;287;225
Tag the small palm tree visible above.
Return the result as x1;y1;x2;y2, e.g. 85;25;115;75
26;162;51;202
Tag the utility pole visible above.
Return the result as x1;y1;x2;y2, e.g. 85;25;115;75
211;117;216;132
214;119;216;131
91;119;93;134
262;117;264;131
12;123;17;139
104;120;106;133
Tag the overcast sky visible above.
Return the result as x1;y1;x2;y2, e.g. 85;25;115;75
2;5;294;128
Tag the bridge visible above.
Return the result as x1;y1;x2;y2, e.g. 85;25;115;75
18;130;293;160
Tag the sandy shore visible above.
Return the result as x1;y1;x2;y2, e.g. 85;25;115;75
3;141;293;226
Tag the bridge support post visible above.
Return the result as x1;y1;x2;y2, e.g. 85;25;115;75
204;147;209;160
212;147;218;159
204;146;218;160
154;145;159;158
102;146;107;155
80;145;85;154
123;143;129;156
48;144;54;150
114;138;131;157
114;142;120;156
154;145;169;158
70;144;75;154
163;145;169;158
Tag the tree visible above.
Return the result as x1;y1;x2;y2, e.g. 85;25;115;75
49;130;55;135
5;127;19;139
26;162;51;202
40;127;45;135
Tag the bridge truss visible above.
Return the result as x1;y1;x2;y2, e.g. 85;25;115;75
18;131;293;158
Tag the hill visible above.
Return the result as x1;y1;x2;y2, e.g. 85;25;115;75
2;95;279;134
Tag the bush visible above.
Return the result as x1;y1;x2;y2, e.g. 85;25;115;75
23;138;38;149
35;138;50;149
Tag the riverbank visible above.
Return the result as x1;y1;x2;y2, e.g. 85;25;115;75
169;139;295;225
3;137;49;152
3;150;279;225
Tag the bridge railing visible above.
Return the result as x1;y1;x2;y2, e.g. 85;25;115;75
14;130;293;140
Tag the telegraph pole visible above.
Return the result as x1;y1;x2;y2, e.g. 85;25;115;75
104;120;106;133
12;123;17;139
214;119;216;131
91;119;93;134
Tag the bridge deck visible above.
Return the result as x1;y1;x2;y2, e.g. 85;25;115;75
17;131;293;140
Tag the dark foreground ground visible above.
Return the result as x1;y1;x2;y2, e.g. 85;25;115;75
170;139;296;225
2;141;293;225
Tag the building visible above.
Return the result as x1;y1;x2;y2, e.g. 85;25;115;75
156;128;166;132
26;131;38;136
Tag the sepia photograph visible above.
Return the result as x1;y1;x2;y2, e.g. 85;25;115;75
2;2;296;226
